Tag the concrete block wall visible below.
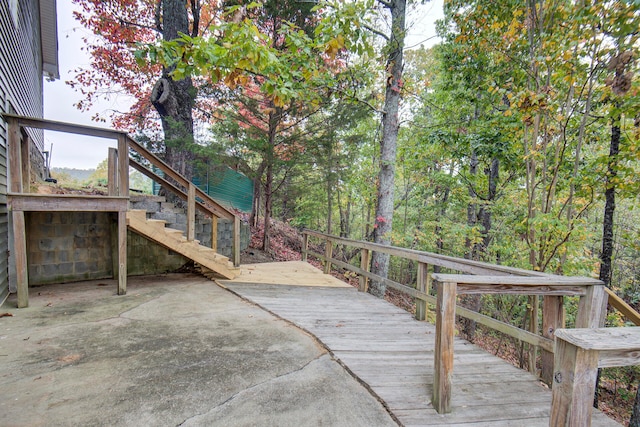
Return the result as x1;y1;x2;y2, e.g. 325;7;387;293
130;195;250;257
26;211;189;285
26;212;114;285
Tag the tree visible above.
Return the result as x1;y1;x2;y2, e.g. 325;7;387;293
369;0;407;298
143;0;373;251
72;0;217;180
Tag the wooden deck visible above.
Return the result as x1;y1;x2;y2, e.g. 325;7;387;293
220;262;620;426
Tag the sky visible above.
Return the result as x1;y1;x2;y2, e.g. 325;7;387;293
43;0;444;170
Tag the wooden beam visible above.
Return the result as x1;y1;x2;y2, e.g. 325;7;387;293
233;216;240;267
575;285;607;328
21;133;30;192
541;295;564;385
117;135;129;197
301;233;309;262
605;287;640;326
358;248;371;293
211;216;218;252
8;194;128;212
117;210;127;295
323;240;333;274
12;211;28;308
108;147;117;196
455;304;554;353
303;229;551;278
187;183;195;241
2;113;123;140
129;158;231;220
433;279;456;414
415;262;428;320
550;335;599;427
8;118;22;193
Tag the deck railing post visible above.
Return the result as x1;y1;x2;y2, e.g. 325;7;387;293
359;248;371;292
8;118;29;307
575;284;607;328
433;279;456;414
21;134;30;192
187;183;195;241
323;239;333;274
415;262;429;321
107;147;117;197
301;233;309;262
117;134;129;196
541;295;564;386
233;216;240;267
211;216;218;252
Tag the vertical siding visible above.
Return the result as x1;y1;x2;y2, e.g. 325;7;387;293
0;0;46;302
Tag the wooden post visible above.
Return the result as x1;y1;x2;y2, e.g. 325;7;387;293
117;135;129;196
211;216;218;252
21;133;30;192
233;216;240;267
13;211;29;308
107;147;117;196
415;262;429;321
550;335;599;426
528;295;540;374
576;284;607;328
358;248;371;292
8;118;22;194
187;183;195;241
433;279;456;414
117;210;127;295
323;239;333;274
550;328;640;427
8;119;29;307
301;233;309;262
541;295;564;386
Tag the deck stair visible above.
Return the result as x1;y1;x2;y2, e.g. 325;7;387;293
126;209;239;279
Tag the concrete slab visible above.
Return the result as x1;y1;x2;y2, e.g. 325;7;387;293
0;274;396;427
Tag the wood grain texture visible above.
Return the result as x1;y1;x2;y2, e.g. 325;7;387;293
223;277;619;426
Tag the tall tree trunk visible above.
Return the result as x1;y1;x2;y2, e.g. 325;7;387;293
463;150;480;340
262;162;273;252
599;119;620;287
370;0;406;298
151;0;196;184
262;109;280;252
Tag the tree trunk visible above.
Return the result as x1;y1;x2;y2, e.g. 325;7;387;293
262;161;273;252
630;383;640;427
151;0;196;185
370;0;406;298
599;120;620;287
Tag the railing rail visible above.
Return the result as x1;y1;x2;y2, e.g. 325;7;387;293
3;114;241;267
301;229;614;414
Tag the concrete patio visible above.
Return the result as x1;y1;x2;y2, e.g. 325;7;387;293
0;274;396;427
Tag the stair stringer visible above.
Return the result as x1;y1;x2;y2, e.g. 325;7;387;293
126;210;238;279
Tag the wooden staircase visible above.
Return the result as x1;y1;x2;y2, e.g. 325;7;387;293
126;210;239;279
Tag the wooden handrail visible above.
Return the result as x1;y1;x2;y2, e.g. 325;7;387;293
605;287;640;326
127;137;235;220
3;114;242;267
302;229;610;414
303;229;550;277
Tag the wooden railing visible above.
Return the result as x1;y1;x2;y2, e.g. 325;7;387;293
3;114;240;298
301;230;611;414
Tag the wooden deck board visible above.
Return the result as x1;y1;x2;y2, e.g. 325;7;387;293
222;273;621;427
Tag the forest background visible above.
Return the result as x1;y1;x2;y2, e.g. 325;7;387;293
60;0;640;423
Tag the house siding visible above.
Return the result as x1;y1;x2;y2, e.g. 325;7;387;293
0;0;47;303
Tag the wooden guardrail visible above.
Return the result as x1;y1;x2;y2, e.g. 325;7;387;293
551;327;640;426
4;114;241;268
301;230;612;414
